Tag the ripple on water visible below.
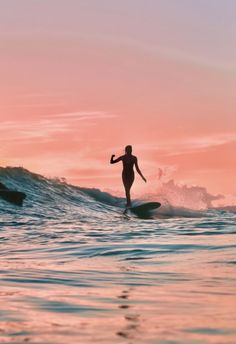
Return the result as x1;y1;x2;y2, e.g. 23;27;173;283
0;208;236;343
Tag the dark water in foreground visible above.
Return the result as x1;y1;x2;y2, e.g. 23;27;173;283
0;168;236;344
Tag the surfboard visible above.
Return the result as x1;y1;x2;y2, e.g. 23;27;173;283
129;202;161;218
0;190;26;206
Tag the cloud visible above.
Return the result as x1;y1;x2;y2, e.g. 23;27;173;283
137;133;236;156
47;111;114;120
0;111;114;143
165;134;236;156
66;167;115;179
81;33;236;73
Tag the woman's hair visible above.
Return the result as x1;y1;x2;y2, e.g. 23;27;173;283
125;145;132;154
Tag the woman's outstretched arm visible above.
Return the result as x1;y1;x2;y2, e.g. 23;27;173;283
110;155;123;164
134;158;147;182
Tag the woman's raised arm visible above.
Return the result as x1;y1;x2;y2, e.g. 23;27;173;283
110;155;123;164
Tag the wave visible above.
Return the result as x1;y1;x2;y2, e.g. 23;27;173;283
0;167;126;220
0;167;234;219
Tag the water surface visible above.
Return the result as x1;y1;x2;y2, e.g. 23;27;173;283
0;168;236;343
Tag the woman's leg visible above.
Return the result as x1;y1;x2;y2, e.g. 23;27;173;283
123;174;134;207
125;185;131;207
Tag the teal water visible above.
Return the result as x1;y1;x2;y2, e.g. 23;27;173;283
0;167;236;344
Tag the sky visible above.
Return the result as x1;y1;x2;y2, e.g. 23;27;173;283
0;1;236;203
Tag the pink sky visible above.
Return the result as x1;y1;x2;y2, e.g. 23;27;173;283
0;1;235;203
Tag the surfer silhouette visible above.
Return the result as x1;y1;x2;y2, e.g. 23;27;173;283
110;145;146;208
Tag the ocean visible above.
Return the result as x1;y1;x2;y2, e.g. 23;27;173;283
0;167;236;344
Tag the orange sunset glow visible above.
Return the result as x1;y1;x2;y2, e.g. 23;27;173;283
1;1;235;204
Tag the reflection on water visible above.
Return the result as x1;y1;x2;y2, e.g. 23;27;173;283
0;210;236;343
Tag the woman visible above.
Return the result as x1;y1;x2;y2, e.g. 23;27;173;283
110;145;146;208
